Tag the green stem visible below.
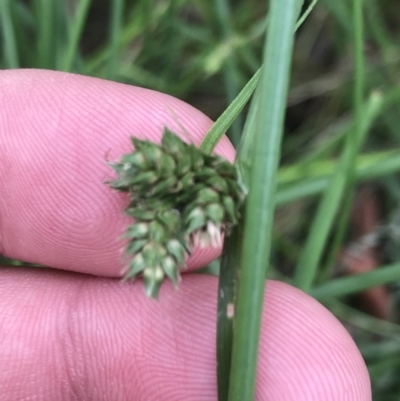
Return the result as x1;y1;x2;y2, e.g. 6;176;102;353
36;0;55;68
61;0;92;72
353;0;365;146
200;68;261;154
214;0;243;147
216;73;261;401
294;0;367;292
227;1;298;400
108;0;125;80
217;224;243;401
0;0;19;68
311;262;400;300
296;0;320;28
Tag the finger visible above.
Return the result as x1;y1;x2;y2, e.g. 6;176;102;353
0;269;370;401
0;69;235;277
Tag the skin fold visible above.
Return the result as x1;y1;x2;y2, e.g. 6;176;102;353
0;69;371;400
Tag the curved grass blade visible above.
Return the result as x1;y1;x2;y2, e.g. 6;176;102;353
200;0;320;155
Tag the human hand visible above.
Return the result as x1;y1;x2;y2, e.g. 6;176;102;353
0;69;371;400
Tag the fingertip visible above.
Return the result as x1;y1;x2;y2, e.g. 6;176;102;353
0;69;235;161
257;280;371;400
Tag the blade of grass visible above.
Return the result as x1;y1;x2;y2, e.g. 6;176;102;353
61;0;92;72
216;223;243;401
361;341;400;360
227;1;298;400
326;0;367;274
200;67;261;154
319;189;354;280
107;0;125;80
1;0;19;68
296;0;319;28
200;0;320;155
293;94;382;289
279;144;400;185
294;0;368;292
213;0;243;147
9;2;37;67
236;83;262;182
216;70;262;400
311;261;400;300
35;0;56;68
327;299;400;337
276;149;400;205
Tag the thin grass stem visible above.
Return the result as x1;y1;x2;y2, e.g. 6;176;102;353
200;0;319;155
216;224;243;401
294;3;369;292
107;0;125;80
61;0;92;72
36;0;56;68
227;1;298;400
311;262;400;300
296;0;320;28
214;0;243;147
0;0;19;68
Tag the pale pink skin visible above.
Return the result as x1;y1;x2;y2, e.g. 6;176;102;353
0;70;371;400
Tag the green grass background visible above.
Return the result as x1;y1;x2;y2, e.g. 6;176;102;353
2;0;400;399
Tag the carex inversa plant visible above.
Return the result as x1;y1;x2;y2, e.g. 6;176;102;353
3;1;400;399
109;0;314;399
108;129;246;298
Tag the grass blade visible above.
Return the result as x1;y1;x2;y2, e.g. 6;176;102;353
311;262;400;300
216;76;262;400
0;0;19;68
200;0;320;155
61;0;92;72
212;0;244;147
227;1;298;400
107;0;125;80
294;0;368;291
35;0;56;68
200;68;261;154
216;224;243;401
296;0;320;28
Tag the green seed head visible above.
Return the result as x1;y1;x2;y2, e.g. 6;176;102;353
125;222;149;239
185;206;207;233
222;195;238;224
126;253;146;278
122;151;148;168
108;128;246;298
126;239;147;254
205;203;225;223
143;265;165;298
142;242;168;265
161;128;187;156
161;256;180;287
142;144;164;166
195;188;220;204
166;239;187;264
